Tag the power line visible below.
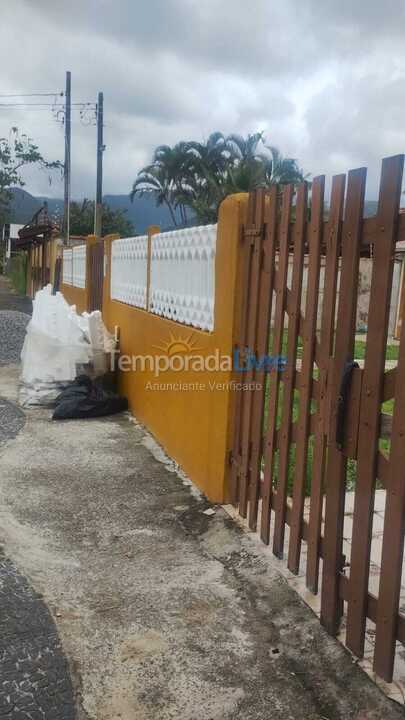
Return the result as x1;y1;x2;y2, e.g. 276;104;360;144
0;102;95;107
0;92;63;98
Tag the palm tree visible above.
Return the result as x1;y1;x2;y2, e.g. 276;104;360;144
130;163;178;226
131;142;194;226
131;133;307;225
263;145;305;185
225;132;264;162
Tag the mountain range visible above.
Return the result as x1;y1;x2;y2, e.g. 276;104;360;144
6;187;381;235
6;187;179;234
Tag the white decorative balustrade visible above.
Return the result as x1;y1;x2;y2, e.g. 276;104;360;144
62;248;73;285
111;236;148;309
150;225;217;331
72;244;86;288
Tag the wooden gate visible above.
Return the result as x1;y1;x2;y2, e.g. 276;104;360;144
230;155;405;683
88;240;104;312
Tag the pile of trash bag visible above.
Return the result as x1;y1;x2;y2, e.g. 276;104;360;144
53;375;128;420
20;285;118;408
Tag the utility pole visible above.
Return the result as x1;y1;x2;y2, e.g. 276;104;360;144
63;71;71;245
94;91;104;237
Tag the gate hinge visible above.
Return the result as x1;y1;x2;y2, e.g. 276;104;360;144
243;224;266;246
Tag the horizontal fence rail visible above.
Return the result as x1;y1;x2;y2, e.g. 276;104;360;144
111;235;148;309
149;225;217;331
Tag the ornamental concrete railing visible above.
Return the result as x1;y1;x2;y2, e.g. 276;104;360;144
62;248;73;286
62;244;87;289
61;242;89;313
72;244;86;289
109;225;217;332
149;225;216;331
111;235;149;309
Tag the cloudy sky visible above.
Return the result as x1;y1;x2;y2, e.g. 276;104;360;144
1;0;404;200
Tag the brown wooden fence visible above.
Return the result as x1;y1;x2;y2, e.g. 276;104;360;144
230;155;405;683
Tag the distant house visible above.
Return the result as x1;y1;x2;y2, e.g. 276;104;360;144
2;222;25;259
16;206;60;295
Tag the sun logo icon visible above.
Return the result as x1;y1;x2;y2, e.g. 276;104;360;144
153;332;203;357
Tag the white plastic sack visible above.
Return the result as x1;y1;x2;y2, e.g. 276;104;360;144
21;285;92;385
19;381;69;407
19;285;116;406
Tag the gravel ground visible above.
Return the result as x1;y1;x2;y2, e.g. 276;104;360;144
0;310;30;365
0;397;25;445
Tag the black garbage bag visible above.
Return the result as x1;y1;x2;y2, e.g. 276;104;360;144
52;375;128;420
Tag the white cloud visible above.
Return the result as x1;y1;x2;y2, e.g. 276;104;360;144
0;0;404;201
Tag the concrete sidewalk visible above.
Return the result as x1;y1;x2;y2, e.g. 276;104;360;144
0;359;402;720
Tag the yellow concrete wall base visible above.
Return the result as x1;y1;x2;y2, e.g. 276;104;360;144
102;194;248;502
60;284;87;314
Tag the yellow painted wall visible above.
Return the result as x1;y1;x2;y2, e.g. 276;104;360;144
102;194;248;502
60;284;87;314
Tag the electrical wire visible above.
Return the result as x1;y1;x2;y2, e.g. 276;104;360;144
0;92;63;98
0;102;95;107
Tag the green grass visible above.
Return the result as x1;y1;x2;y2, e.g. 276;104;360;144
263;378;317;497
354;340;398;361
262;353;394;496
269;331;303;359
272;332;398;362
7;253;27;296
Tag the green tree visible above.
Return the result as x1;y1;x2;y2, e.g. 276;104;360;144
69;199;135;237
130;142;196;226
0;127;62;226
131;132;306;225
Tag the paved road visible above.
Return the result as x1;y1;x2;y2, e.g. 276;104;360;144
0;557;76;720
0;274;402;719
0;276;76;720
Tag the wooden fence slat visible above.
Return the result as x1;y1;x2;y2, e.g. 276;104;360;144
272;183;307;558
239;190;265;517
339;575;405;644
374;318;405;680
346;154;404;659
306;175;345;592
320;167;366;635
230;214;253;504
260;185;293;544
248;187;278;530
287;177;325;574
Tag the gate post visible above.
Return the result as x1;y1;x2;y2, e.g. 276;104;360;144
85;234;96;312
101;233;119;323
146;225;160;311
86;233;107;313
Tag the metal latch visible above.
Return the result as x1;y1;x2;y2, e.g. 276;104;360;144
336;360;359;450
